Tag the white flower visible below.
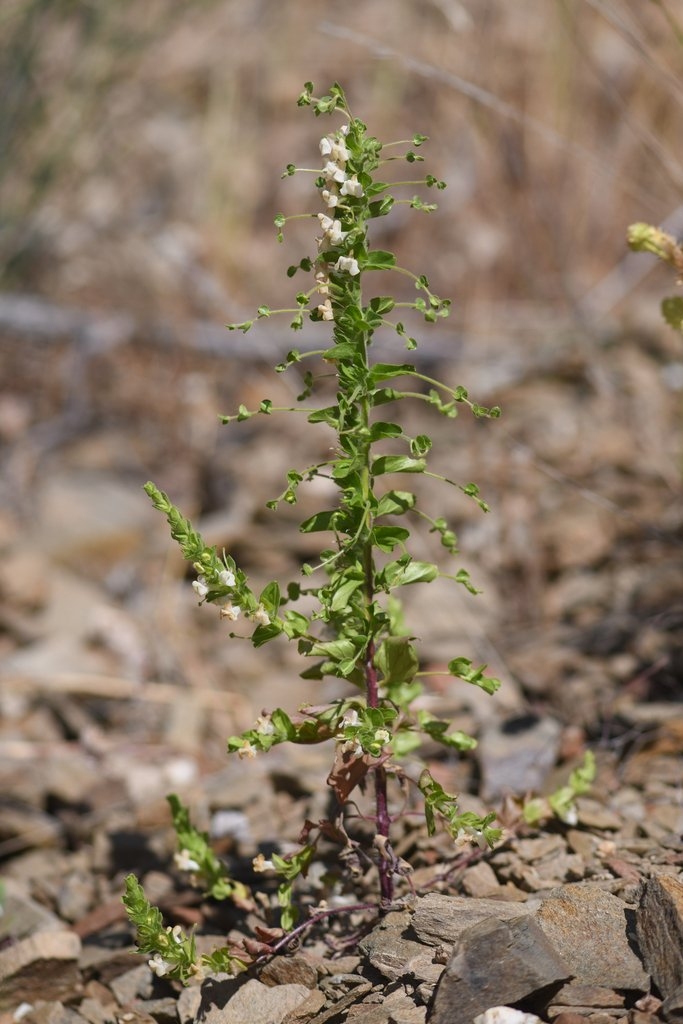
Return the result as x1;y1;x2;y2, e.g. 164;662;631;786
169;924;184;944
317;299;334;321
319;136;333;156
341;708;360;728
334;256;360;276
238;740;257;760
174;848;200;873
192;576;209;599
374;728;391;745
252;853;275;872
255;714;275;735
148;953;173;977
330;139;349;164
323;160;347;184
218;568;236;588
317;214;345;244
560;804;578;826
315;271;330;295
340;124;350;136
327;219;345;245
220;602;241;622
339;738;362;758
340;175;363;198
321;188;339;208
454;826;489;850
252;604;271;626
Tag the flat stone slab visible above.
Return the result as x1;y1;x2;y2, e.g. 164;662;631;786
413;893;533;949
637;873;683;1003
535;884;649;991
0;930;82;1011
428;913;570;1024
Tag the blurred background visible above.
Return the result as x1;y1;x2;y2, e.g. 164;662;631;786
1;0;683;830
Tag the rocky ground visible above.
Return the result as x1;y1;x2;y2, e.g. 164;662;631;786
1;297;683;1024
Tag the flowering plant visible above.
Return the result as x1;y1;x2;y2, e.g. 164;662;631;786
124;82;503;984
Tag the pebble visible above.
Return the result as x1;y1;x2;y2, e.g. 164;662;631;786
0;932;82;1013
429;915;569;1024
473;1010;542;1024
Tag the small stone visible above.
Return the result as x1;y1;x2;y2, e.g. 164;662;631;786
347;987;426;1023
129;997;177;1023
176;986;202;1024
536;884;649;991
0;880;65;941
258;954;318;990
359;911;433;983
473;1009;542;1024
661;982;683;1022
22;1002;88;1024
196;978;311;1024
56;872;96;924
565;830;599;861
637;873;683;1005
462;861;501;898
429;914;570;1024
109;964;155;1005
76;998;117;1024
478;714;562;800
574;799;622;831
549;984;625;1009
0;931;82;1012
300;982;372;1024
280;988;325;1023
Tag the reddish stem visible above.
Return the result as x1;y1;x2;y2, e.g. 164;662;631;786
258;901;377;962
365;639;393;905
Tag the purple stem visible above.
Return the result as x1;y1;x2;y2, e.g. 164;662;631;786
365;640;393;905
257;901;377;962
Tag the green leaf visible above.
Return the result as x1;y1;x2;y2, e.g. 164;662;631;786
410;434;432;457
447;657;500;695
418;714;477;751
371;525;410;552
330;575;365;612
300;510;340;534
380;557;439;587
369;296;396;315
259;581;281;615
662;296;683;331
363;250;397;270
373;455;426;475
369;421;403;441
375;490;417;516
368;363;416;385
324;342;358;361
309;638;358;661
368;197;395;218
393;729;422;756
251;622;283;647
375;635;418;689
270;708;296;740
283;610;310;638
308;405;341;427
371;387;402;406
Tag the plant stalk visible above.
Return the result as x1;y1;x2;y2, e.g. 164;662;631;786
365;640;393;904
